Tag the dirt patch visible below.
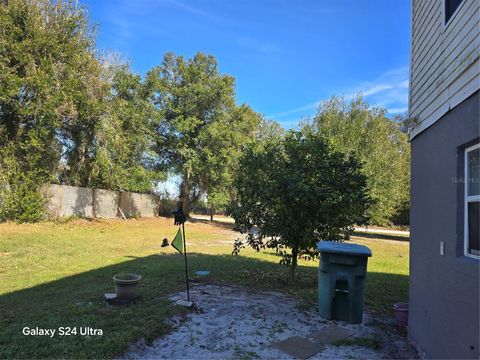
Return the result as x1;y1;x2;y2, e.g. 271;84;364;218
119;284;417;359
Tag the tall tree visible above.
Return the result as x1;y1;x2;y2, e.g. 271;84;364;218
148;52;260;216
0;0;101;173
0;0;103;221
230;131;371;280
0;1;164;223
198;104;261;217
62;62;164;192
304;96;410;225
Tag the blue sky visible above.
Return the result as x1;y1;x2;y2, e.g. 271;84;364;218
83;0;411;129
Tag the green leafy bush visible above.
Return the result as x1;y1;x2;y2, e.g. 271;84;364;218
0;172;47;223
230;131;372;279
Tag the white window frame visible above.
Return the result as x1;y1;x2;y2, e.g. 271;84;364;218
464;143;480;259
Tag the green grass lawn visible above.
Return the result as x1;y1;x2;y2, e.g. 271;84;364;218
0;218;409;359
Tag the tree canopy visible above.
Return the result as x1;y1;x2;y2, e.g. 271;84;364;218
62;62;163;193
256;118;285;141
0;0;260;222
0;0;104;221
148;52;260;216
0;0;99;174
303;96;410;225
0;1;164;221
230;131;371;279
0;1;410;227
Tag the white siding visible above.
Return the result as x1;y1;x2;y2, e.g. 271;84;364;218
409;0;480;139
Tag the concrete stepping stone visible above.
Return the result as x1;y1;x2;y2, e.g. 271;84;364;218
308;324;352;344
273;336;325;359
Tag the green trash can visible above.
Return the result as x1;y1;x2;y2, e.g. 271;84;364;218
317;241;372;324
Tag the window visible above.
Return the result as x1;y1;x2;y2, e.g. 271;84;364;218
445;0;463;23
465;143;480;258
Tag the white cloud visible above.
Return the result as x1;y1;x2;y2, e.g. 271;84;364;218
355;67;409;111
362;80;408;97
267;66;409;122
165;0;209;16
267;101;320;118
385;107;408;114
112;0;210;16
100;0;213;52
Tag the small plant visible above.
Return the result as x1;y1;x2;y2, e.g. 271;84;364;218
0;172;47;223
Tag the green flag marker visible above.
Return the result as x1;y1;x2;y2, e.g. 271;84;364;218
171;227;183;254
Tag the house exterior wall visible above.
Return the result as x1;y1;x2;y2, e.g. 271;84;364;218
409;90;479;359
409;0;479;138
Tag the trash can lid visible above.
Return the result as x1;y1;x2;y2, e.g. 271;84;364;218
317;241;372;257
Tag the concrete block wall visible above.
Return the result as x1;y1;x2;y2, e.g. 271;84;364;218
94;189;120;218
45;184;94;218
136;193;160;217
44;184;159;219
118;192;142;218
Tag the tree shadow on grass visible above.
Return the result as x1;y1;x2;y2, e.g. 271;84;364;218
352;232;409;242
0;253;408;359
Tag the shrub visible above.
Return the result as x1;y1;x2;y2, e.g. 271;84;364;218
230;131;372;280
0;172;47;223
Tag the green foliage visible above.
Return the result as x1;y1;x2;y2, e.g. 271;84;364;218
199;104;261;212
256;118;285;141
63;63;164;192
0;146;47;223
0;174;46;223
149;52;260;215
0;0;100;220
304;96;410;225
0;0;101;173
0;1;165;222
230;131;372;279
191;198;213;214
158;194;177;217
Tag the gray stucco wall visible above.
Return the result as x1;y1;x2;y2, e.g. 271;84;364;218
45;184;94;218
118;192;159;218
93;189;120;218
44;185;160;219
409;91;480;359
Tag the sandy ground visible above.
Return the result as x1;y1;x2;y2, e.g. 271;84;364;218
119;284;417;360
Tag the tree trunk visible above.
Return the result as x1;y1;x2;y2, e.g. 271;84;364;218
181;175;190;218
4;106;19;141
290;242;299;282
210;207;214;222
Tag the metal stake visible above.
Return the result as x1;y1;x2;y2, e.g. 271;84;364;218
182;222;190;301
